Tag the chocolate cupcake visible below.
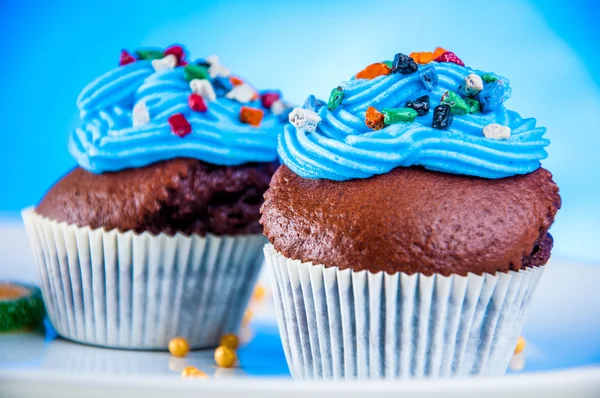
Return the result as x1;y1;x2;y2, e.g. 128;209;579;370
261;48;560;379
22;45;291;349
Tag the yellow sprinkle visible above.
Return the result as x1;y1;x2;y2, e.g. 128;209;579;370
242;309;253;326
181;366;208;379
252;284;266;302
169;337;190;358
214;345;237;368
514;336;526;354
220;333;239;350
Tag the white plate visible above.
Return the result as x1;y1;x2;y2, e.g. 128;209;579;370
0;220;599;397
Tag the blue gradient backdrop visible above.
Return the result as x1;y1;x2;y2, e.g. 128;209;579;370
0;0;598;262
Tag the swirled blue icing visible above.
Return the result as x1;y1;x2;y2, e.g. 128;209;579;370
70;59;286;173
279;62;549;180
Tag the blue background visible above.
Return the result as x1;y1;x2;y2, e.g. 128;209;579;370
0;0;599;263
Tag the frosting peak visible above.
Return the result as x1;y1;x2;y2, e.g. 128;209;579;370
70;46;291;173
279;49;549;181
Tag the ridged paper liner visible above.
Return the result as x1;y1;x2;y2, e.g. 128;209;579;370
265;244;545;380
21;208;265;350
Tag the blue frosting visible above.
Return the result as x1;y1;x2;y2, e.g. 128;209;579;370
70;59;286;173
278;62;549;180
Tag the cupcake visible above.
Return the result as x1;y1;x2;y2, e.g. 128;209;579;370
261;48;561;379
22;45;291;350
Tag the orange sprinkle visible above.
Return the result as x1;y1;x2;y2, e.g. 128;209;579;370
365;106;385;130
240;106;264;127
0;284;29;300
229;76;244;86
252;284;266;302
356;63;391;80
242;309;253;326
409;51;435;64
433;47;448;59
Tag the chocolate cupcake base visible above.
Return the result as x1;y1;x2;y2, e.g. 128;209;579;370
265;245;545;380
22;209;265;350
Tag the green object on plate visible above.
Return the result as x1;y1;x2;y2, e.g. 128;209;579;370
0;282;45;332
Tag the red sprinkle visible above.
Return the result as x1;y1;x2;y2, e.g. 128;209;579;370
261;92;280;109
178;59;188;66
168;113;192;137
188;93;207;112
119;50;136;66
434;51;465;66
164;45;185;61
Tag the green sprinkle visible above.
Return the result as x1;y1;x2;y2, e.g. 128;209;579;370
184;64;209;81
327;86;344;111
382;60;393;68
381;107;418;124
135;48;165;61
465;98;482;114
481;73;498;83
440;91;469;115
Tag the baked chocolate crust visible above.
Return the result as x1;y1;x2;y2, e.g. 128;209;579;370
260;165;561;276
37;158;278;236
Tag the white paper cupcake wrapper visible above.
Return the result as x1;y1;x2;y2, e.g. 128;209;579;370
265;244;545;380
21;208;266;350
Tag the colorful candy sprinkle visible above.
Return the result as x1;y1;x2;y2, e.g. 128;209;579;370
181;366;208;379
261;92;281;109
289;108;322;132
213;76;234;96
327;86;344;111
434;51;465;66
151;54;178;72
239;106;264;127
392;53;418;74
119;50;136;66
135;48;164;61
184;64;209;81
441;91;469;115
419;65;438;91
252;284;266;302
405;95;430;116
356;63;392;79
229;76;244;86
365;106;386;130
409;51;435;64
206;55;231;78
214;346;237;368
432;104;453;130
381;107;417;124
188;93;207;112
514;336;526;354
483;123;511;140
271;100;289;116
132;101;150;126
479;81;506;112
220;334;240;350
164;45;185;62
465;98;482;114
481;73;498;83
168;337;190;358
226;84;256;103
168;113;192;137
432;47;448;58
461;73;484;97
189;79;216;101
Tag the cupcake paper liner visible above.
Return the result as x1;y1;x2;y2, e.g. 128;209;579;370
21;208;265;350
265;244;545;380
